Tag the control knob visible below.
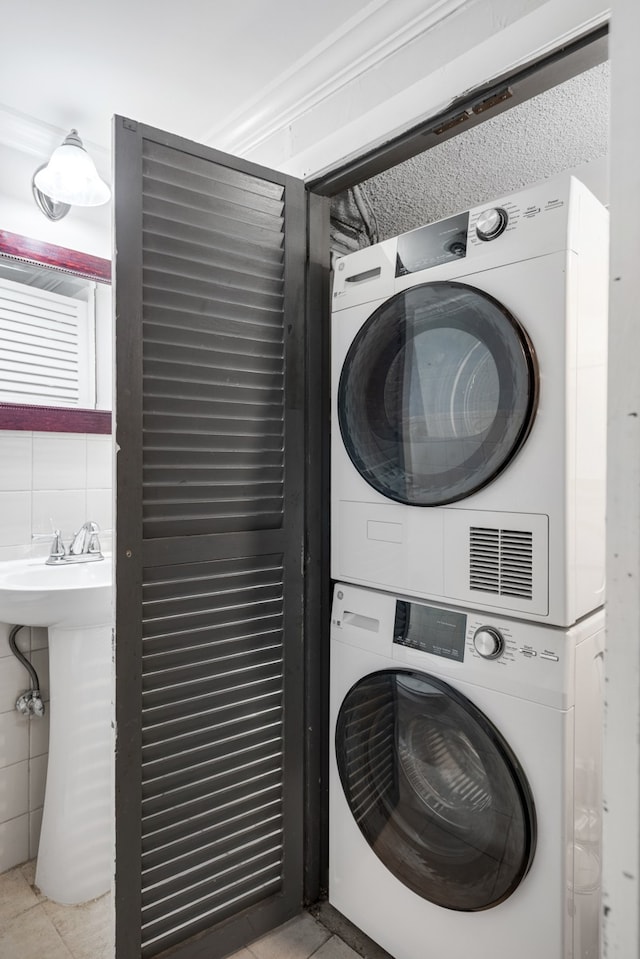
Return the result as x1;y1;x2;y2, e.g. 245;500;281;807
475;207;508;241
473;626;504;659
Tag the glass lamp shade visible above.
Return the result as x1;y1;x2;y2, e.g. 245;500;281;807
34;129;111;207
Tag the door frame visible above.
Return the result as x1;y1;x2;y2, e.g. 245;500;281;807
111;21;610;954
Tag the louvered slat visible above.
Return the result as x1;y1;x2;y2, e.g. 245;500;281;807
142;770;282;849
141;143;285;544
143;218;285;280
140;543;286;949
141;749;283;824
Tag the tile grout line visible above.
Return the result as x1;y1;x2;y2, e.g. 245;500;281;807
43;901;77;959
3;897;42;922
306;927;334;959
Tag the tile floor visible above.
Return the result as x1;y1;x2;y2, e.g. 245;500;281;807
228;911;359;959
226;904;392;959
0;860;113;959
0;863;392;959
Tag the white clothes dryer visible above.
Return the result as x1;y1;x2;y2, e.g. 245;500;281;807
329;582;604;959
331;175;608;626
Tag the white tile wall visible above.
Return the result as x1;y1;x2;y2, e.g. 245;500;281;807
86;489;113;534
28;755;48;813
30;627;48;652
33;435;87;491
0;712;29;768
30;649;50;704
0;429;112;875
32;490;88;544
0;815;29;873
0;761;28;823
0;433;32;491
29;710;49;760
87;436;113;489
0;650;30;714
0;492;31;547
28;807;43;861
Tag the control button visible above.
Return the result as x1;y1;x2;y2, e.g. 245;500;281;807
476;207;508;241
540;652;559;662
520;647;537;658
473;626;504;659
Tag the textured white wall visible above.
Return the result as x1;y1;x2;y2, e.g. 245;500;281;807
604;0;640;952
359;61;609;237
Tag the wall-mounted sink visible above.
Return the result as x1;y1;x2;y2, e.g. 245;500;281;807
0;554;114;905
0;554;112;628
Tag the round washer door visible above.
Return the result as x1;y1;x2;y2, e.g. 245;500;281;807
335;669;537;911
338;280;538;505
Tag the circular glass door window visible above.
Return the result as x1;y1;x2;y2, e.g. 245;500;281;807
335;669;537;911
338;281;538;505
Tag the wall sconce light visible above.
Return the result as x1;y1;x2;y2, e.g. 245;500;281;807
32;128;111;221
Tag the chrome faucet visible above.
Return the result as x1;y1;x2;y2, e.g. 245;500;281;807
46;521;104;565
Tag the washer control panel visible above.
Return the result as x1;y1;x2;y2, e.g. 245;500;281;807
332;585;592;708
390;597;565;673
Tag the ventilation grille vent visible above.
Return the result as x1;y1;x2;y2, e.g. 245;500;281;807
469;527;533;600
0;277;91;407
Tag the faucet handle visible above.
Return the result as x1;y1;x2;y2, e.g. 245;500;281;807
46;529;67;565
87;527;103;556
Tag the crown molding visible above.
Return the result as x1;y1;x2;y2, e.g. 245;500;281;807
201;0;473;156
0;105;110;172
218;0;608;180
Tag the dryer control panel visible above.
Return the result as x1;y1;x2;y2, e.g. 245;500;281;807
395;210;469;275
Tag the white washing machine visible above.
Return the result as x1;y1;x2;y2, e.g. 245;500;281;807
331;175;608;627
329;582;604;959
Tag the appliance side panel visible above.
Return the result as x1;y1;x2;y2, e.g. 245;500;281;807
573;626;606;959
573;195;609;619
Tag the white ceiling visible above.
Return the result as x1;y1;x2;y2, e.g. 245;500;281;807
0;0;375;155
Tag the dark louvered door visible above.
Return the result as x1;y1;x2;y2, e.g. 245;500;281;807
113;117;313;959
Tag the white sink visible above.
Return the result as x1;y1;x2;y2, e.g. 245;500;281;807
0;554;114;905
0;554;112;628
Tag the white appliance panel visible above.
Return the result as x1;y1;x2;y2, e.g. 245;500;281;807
329;583;604;959
331;175;608;626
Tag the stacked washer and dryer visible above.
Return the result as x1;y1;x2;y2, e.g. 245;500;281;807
328;175;608;959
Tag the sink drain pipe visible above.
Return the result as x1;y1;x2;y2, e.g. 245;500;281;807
9;625;45;717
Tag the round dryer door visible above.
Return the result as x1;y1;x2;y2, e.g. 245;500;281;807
338;280;538;505
335;669;537;911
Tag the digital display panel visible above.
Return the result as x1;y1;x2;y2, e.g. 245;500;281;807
393;600;466;661
396;211;469;275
